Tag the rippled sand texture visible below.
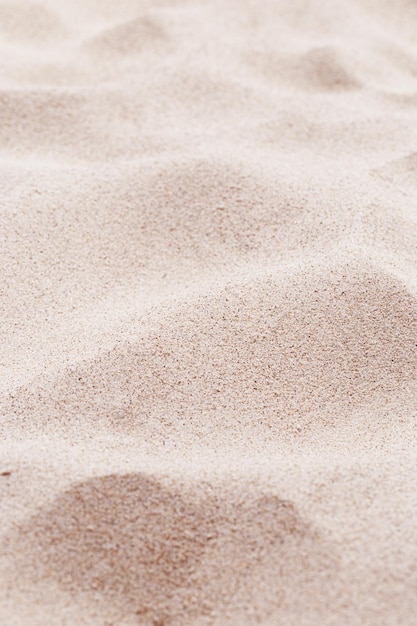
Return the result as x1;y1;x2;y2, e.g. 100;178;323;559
2;1;417;624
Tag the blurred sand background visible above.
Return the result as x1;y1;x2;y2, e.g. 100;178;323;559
1;1;417;624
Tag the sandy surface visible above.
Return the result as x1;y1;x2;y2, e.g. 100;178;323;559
1;1;417;624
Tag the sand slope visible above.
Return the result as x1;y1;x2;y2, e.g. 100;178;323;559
1;1;417;624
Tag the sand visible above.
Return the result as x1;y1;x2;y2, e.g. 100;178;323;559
1;0;417;624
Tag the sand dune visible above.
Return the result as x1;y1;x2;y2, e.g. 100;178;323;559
1;1;417;624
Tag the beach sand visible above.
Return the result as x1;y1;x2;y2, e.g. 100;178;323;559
1;1;417;624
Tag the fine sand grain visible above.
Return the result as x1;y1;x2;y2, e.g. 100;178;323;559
1;1;417;624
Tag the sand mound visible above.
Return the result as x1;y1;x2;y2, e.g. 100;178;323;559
6;473;328;624
252;46;362;92
4;259;416;448
82;15;168;58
